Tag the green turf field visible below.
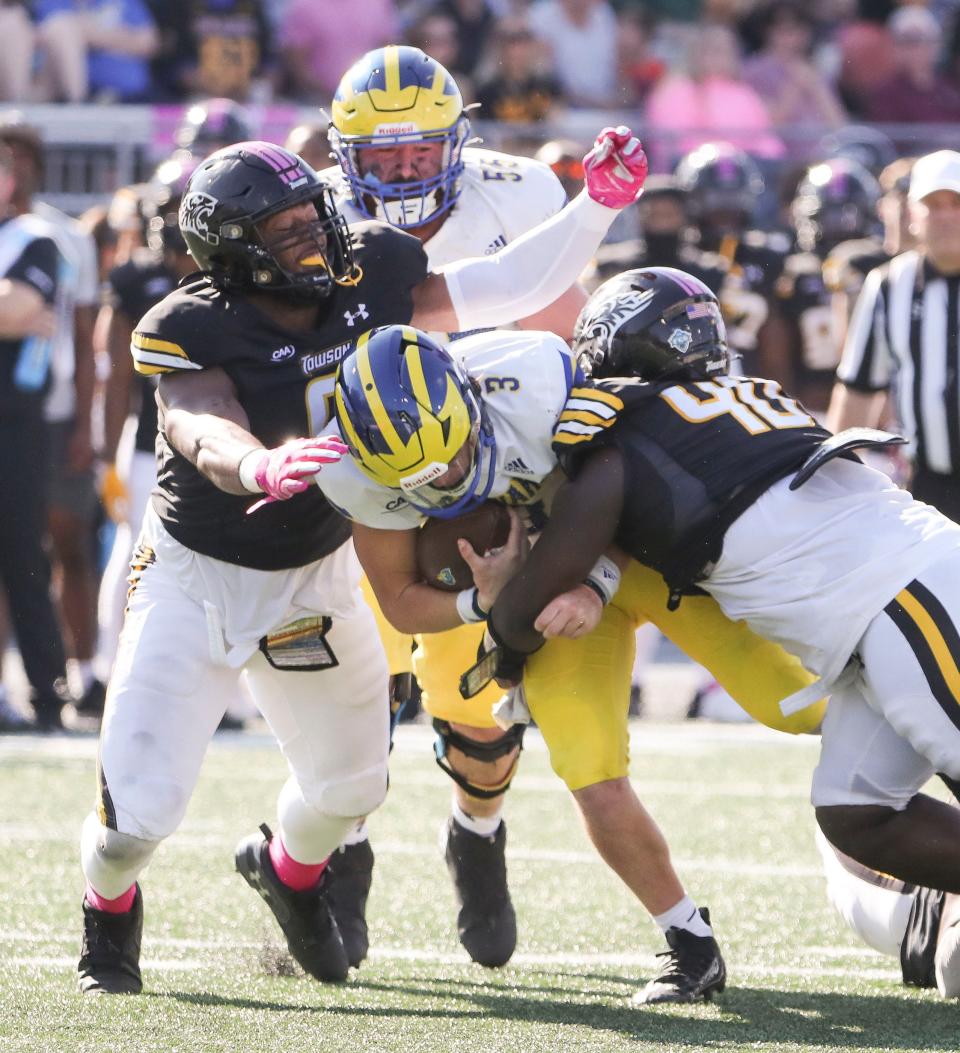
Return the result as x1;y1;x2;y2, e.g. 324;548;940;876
2;721;956;1053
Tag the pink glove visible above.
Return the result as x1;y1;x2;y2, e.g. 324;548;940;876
244;436;348;513
583;126;648;210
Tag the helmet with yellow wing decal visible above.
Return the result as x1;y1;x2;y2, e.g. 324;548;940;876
328;45;471;229
334;326;496;518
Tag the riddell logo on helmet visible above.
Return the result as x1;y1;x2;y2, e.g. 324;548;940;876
373;122;421;137
399;462;447;491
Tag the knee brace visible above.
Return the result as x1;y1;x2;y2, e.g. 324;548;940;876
432;718;525;800
81;812;158;899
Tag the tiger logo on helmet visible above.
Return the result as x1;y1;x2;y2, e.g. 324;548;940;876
334;325;496;518
329;45;471;229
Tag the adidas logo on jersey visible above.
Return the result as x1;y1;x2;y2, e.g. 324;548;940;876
485;235;507;255
271;344;296;361
504;456;533;476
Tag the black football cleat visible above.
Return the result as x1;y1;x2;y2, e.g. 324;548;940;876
325;839;374;968
443;817;517;968
235;824;349;983
634;907;726;1004
78;885;144;994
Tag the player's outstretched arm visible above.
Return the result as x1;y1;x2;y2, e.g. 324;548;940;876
160;367;345;498
488;447;626;655
410;128;648;334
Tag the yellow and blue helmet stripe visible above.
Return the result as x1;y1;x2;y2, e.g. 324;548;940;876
329;45;470;229
335;325;497;518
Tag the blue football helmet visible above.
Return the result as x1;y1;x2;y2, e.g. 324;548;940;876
329;46;471;229
335;325;497;518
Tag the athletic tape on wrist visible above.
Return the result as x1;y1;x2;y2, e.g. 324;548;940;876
456;587;488;624
237;448;266;494
583;554;621;605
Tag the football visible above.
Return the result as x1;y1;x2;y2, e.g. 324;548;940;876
416;501;512;592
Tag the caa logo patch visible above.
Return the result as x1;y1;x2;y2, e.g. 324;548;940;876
179;192;219;246
668;328;693;353
272;344;296;361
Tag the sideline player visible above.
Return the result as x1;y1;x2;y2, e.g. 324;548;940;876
76;130;648;994
320;44;590;970
480;265;960;910
322;323;825;1003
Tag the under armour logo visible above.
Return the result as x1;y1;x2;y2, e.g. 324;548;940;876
344;304;369;327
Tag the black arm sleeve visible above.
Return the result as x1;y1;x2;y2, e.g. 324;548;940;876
488;446;626;653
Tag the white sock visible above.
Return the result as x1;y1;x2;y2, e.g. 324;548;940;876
71;659;96;693
451;799;502;838
341;820;369;847
653;895;712;937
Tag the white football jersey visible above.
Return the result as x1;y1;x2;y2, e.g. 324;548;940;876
317;329;577;530
321;147;568;270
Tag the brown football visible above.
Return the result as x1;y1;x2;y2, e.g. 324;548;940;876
416;501;512;592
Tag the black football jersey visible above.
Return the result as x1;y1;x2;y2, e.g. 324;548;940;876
700;232;789;371
553;376;829;592
774;250;838;411
107;249;179;453
132;221;428;569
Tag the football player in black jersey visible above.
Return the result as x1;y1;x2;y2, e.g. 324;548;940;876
823;156;915;350
673;143;791;376
478;266;960;920
76;131;649;994
772;157;881;413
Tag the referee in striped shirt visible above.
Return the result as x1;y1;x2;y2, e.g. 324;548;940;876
828;149;960;520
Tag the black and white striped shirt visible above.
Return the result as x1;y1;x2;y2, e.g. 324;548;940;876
837;250;960;474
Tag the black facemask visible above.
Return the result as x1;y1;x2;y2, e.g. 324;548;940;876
642;231;683;262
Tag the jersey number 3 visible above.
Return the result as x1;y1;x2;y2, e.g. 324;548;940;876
660;377;814;435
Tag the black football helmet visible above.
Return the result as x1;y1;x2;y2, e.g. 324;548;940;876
175;98;253;157
815;125;897;177
573;267;730;382
178;141;356;297
143;155;198;255
791;158;881;253
673;143;764;231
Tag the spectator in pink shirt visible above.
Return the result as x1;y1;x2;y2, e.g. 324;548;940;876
278;0;399;103
644;24;784;169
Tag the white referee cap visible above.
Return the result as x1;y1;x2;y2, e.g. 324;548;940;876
909;150;960;203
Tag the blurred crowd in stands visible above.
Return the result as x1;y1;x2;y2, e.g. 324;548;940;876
0;0;958;132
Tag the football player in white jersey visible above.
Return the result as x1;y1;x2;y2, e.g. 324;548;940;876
321;323;831;1003
317;44;590;970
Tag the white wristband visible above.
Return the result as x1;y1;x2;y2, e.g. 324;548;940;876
442;190;618;332
584;554;621;606
456;587;488;624
237;448;266;494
